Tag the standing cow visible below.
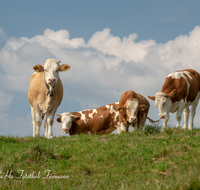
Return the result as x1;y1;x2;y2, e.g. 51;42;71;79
118;90;158;132
56;102;121;135
148;69;200;130
28;59;70;138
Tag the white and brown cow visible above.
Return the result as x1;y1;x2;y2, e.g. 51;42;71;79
28;58;70;138
56;102;121;135
118;90;158;132
148;69;200;130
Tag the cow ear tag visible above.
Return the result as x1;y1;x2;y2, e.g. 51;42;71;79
63;69;66;72
141;108;144;111
36;69;39;73
120;109;123;112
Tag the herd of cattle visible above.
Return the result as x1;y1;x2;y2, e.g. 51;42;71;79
28;59;200;138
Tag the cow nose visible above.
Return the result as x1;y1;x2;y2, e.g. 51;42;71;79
49;78;56;84
130;117;136;122
159;115;165;119
62;128;68;133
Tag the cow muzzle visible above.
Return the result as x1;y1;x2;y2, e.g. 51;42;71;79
129;117;137;123
159;115;165;119
48;78;56;85
62;128;68;133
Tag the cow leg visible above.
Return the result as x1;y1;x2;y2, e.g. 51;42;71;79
131;123;138;131
44;116;48;138
46;107;57;139
120;122;127;132
175;100;185;128
34;105;42;137
138;113;146;130
116;122;122;134
183;106;189;129
31;106;36;137
45;112;53;139
162;117;169;130
189;93;200;130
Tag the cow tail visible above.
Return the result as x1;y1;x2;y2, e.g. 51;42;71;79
146;117;160;124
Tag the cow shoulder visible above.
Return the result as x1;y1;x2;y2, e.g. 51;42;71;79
28;72;46;104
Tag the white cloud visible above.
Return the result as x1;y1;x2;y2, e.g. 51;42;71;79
1;26;200;136
88;28;156;62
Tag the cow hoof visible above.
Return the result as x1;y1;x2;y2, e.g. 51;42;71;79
46;135;53;139
35;133;40;137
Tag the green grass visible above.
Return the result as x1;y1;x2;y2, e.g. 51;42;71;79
1;125;200;189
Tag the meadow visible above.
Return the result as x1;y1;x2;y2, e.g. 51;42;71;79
1;125;200;190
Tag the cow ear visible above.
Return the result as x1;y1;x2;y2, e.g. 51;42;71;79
139;105;147;111
72;115;80;122
56;116;62;123
165;89;176;99
33;64;44;73
148;95;155;101
117;106;126;112
59;64;71;72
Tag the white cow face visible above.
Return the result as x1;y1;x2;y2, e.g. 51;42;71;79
148;90;176;120
33;58;71;86
118;99;147;131
154;92;172;119
43;59;60;86
56;113;80;133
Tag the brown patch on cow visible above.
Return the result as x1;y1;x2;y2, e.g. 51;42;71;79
60;103;119;135
161;69;200;103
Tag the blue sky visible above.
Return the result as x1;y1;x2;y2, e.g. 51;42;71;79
1;0;200;43
1;0;200;136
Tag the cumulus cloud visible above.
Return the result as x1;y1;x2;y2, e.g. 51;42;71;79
88;28;156;63
1;26;200;136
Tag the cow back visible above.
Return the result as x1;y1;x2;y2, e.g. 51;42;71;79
161;69;200;103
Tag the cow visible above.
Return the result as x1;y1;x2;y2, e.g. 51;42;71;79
56;102;121;135
117;90;158;132
148;69;200;130
28;58;71;138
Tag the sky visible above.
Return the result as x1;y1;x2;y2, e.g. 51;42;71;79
1;0;200;137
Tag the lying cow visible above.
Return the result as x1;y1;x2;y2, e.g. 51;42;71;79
148;69;200;130
118;90;158;132
56;102;121;135
28;58;70;138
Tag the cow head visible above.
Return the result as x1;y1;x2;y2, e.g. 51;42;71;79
56;113;80;133
33;59;70;96
148;89;176;119
117;99;147;132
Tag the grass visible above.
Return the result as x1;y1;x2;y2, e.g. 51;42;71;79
1;125;200;189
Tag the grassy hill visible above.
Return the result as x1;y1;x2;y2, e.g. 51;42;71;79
1;125;200;190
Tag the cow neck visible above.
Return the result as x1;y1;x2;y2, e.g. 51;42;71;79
45;82;55;97
123;118;130;127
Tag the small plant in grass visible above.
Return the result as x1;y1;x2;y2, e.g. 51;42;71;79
163;126;174;135
144;124;161;135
